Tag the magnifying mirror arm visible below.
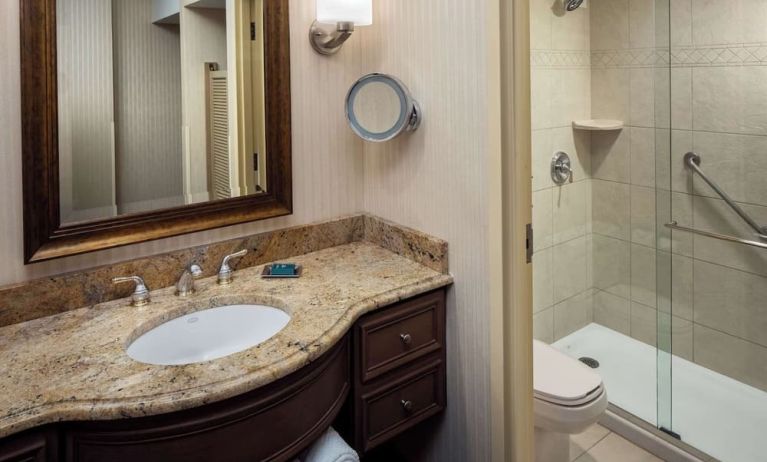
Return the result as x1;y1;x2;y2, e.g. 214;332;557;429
310;21;355;55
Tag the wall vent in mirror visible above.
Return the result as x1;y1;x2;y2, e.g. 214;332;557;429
345;73;421;143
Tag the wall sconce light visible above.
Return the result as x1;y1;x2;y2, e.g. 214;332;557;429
310;0;372;55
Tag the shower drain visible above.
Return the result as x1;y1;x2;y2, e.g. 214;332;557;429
578;357;600;369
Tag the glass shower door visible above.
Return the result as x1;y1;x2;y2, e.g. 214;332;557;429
657;1;767;460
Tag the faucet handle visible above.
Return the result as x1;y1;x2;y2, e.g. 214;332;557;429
218;249;248;285
189;263;203;278
112;276;151;307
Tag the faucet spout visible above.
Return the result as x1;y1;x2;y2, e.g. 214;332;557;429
176;264;203;297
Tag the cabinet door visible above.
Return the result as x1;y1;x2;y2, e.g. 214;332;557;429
0;429;58;462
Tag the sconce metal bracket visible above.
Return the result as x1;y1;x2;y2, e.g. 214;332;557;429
309;20;355;55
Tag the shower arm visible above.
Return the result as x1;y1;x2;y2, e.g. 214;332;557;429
683;152;767;241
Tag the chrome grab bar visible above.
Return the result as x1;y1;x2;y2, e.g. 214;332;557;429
684;152;767;240
665;221;767;250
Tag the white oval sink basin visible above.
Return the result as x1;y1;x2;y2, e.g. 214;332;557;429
127;305;291;366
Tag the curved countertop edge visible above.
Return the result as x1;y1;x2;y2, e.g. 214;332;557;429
0;274;453;439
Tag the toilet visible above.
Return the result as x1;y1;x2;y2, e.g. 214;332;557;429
533;340;608;462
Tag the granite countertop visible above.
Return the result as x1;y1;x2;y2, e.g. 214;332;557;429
0;242;452;439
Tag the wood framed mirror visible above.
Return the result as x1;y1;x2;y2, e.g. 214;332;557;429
20;0;292;263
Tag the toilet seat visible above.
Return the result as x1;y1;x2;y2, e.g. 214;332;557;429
533;340;603;406
533;340;608;435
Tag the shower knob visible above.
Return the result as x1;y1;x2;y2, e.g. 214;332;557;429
551;151;573;185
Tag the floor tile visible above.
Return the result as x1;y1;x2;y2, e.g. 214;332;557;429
570;424;611;461
575;433;664;462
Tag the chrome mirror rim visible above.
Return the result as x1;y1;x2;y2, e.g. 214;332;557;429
345;73;421;143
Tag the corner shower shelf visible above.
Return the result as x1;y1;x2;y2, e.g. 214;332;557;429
572;119;624;131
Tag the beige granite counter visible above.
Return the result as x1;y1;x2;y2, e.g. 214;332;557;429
0;242;452;439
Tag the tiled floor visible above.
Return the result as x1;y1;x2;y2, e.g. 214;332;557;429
571;424;664;462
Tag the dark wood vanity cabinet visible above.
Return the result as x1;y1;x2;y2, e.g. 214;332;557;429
349;289;447;453
0;288;447;461
0;428;58;462
63;337;350;462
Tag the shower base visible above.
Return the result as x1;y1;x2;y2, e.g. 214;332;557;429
554;323;767;462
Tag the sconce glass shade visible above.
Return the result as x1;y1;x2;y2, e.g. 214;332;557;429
316;0;373;26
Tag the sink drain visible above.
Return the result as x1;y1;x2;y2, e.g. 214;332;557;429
579;357;599;369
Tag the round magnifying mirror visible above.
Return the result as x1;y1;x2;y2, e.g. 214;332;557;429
345;73;421;142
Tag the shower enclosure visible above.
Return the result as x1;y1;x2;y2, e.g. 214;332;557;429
531;1;767;460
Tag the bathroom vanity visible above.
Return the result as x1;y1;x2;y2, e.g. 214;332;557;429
0;231;451;462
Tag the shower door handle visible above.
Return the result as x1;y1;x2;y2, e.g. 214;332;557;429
665;222;767;250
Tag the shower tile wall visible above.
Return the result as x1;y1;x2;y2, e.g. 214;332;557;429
531;0;593;343
532;0;767;393
589;0;767;392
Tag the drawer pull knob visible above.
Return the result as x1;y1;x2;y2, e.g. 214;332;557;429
401;400;414;412
400;333;412;345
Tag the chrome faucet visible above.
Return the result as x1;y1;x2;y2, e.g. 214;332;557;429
176;264;203;297
218;249;248;285
112;276;151;307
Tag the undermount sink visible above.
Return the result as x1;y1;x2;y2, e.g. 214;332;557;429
127;305;291;366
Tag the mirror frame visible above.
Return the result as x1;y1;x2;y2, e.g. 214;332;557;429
20;0;292;264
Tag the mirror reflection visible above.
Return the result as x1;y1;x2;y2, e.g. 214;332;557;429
57;0;267;224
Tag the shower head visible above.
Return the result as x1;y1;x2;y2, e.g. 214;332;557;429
565;0;584;11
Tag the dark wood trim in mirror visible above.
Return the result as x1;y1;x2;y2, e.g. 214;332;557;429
20;0;292;264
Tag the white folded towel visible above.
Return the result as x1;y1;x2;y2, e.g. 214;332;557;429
303;427;359;462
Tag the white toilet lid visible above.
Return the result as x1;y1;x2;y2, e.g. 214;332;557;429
533;340;604;406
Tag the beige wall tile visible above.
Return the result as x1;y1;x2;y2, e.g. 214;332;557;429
532;68;553;130
659;252;693;320
592;68;630;123
554;289;595;340
670;0;692;47
693;66;767;136
592;234;631;298
631;244;657;307
592;180;631;240
533;129;554;191
672;316;693;361
671;67;692;130
534;188;554;250
631;186;656;247
531;0;553;50
534;307;555;344
631;302;658;347
590;0;630;50
629;0;656;49
553;237;590;303
554;181;588;244
594;290;631;335
630;68;655;128
694;260;767;347
552;1;591;51
630;128;655;188
694;324;767;392
552;68;593;127
740;0;767;43
592;130;631;182
534;246;554;313
691;0;742;45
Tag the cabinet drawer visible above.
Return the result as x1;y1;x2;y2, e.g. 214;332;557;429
360;360;445;452
357;290;445;383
